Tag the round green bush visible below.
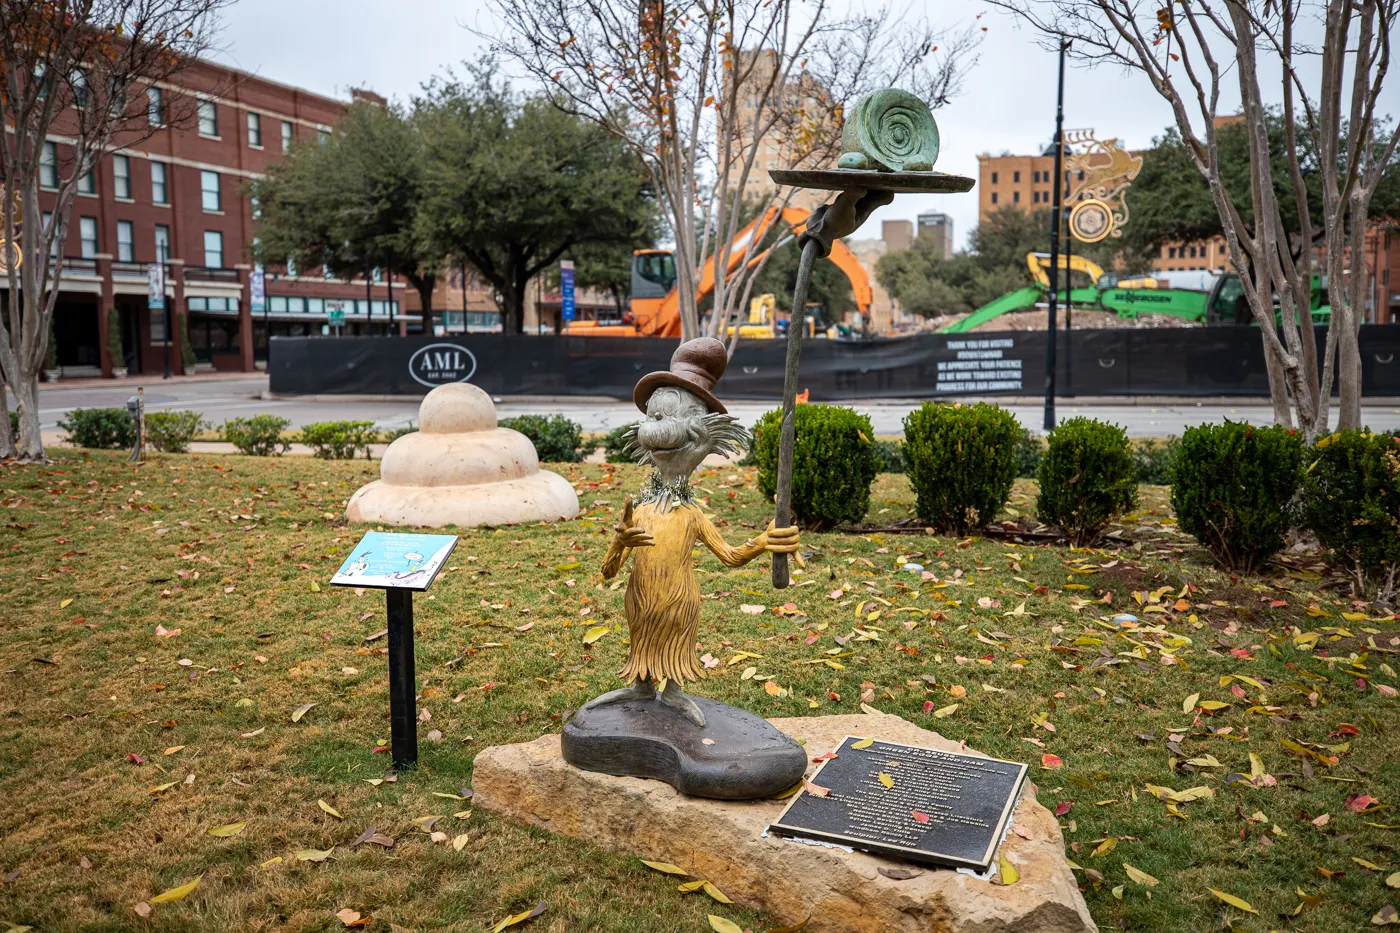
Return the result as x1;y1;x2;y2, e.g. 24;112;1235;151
145;410;209;453
1036;417;1138;546
1170;421;1304;572
221;415;292;456
754;404;879;531
499;414;593;463
59;407;136;449
299;420;380;459
902;402;1019;535
1300;430;1400;597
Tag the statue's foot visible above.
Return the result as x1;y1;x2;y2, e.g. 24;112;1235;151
658;681;706;728
582;680;655;712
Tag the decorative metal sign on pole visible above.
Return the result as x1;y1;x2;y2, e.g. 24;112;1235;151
560;259;576;333
148;262;170;380
330;531;458;771
767;88;974;588
1043;39;1069;433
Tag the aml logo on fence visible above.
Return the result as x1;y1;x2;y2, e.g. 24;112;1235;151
409;343;478;388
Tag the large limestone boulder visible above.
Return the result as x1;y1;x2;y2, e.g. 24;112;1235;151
473;712;1096;933
346;383;579;527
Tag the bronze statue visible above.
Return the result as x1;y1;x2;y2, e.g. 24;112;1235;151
582;337;799;727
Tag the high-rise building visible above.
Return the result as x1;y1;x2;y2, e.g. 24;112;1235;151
881;220;913;253
916;211;954;259
11;58;408;379
729;49;838;212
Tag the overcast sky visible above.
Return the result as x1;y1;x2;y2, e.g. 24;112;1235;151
209;0;1385;254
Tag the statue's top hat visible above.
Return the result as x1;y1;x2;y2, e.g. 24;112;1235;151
633;337;728;415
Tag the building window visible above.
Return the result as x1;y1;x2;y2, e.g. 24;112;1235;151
247;111;262;147
286;257;297;277
148;86;164;125
155;224;171;262
200;170;220;212
39;142;58;189
991;192;998;205
116;220;134;261
281;120;293;151
203;230;224;268
198;98;218;136
1013;170;1020;183
151;161;168;204
1189;245;1197;258
113;154;131;199
79;216;98;258
1032;170;1040;183
1032;191;1039;204
1168;247;1176;258
70;68;89;109
78;166;96;195
318;128;330;146
991;171;998;184
1012;191;1020;204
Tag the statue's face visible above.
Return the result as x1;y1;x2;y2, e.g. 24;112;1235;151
635;387;711;481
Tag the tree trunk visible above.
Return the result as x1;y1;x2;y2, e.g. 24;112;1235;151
414;278;436;335
12;373;42;462
1261;339;1294;429
0;377;14;459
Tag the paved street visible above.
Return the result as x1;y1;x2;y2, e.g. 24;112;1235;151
32;374;1400;439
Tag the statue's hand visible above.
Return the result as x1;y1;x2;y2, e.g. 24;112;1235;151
761;520;800;554
614;496;654;549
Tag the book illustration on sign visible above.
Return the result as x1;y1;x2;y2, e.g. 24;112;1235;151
330;531;458;591
766;736;1028;874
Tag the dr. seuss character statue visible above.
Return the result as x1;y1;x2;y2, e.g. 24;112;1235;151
584;337;798;728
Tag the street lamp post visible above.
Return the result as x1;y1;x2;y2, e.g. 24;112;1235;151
1043;38;1069;432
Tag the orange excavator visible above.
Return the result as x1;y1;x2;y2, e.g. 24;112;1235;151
565;206;874;338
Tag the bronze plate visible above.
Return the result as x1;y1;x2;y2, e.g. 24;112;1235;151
768;168;975;194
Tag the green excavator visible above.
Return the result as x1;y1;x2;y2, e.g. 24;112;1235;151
937;253;1330;334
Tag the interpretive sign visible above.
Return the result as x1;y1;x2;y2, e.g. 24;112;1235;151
330;531;458;770
768;736;1028;872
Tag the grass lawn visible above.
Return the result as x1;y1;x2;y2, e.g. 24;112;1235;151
0;450;1397;933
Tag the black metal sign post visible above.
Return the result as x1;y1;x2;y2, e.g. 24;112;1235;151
330;531;458;771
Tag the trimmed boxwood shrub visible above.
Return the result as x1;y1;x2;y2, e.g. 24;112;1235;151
1300;430;1400;597
145;410;209;453
1133;436;1180;484
871;439;906;474
1036;417;1138;545
499;414;593;463
754;404;879;531
1171;421;1304;572
1013;426;1043;479
603;422;642;463
300;420;380;459
222;415;292;456
59;407;135;449
902;402;1019;535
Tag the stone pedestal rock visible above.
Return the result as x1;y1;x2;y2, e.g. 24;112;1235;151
346;383;579;527
473;712;1096;933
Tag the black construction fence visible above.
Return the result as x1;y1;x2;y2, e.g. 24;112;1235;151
267;325;1400;401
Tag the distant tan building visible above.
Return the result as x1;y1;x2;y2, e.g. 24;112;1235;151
882;219;913;253
917;211;954;259
846;222;930;334
730;49;838;212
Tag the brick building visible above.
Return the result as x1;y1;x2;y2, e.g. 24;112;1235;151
18;57;407;378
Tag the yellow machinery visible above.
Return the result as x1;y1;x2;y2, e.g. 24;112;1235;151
1026;252;1157;290
723;294;819;340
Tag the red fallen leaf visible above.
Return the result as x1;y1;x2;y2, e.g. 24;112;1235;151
828;691;841;701
371;745;391;754
1054;800;1074;817
1331;723;1361;737
923;700;935;713
1231;684;1247;699
811;752;838;763
1270;600;1288;608
802;779;831;797
128;753;144;764
1230;648;1252;659
1346;794;1378;812
1041;754;1063;770
911;809;930;823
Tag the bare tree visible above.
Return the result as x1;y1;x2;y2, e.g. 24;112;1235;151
0;0;227;461
486;0;979;348
988;0;1398;441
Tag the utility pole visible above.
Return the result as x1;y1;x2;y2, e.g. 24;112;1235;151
1042;38;1069;432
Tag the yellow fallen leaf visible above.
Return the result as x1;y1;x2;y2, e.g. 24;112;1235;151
291;702;316;722
149;874;202;904
206;821;246;837
1182;693;1200;714
1092;837;1117;856
163;746;185;756
708;916;744;933
1387;871;1400;888
1353;857;1386;871
149;781;178;795
318;799;344;819
640;860;689;875
934;703;960;718
702;881;733;904
1197;700;1230;711
490;901;547;933
296;848;334;862
998;853;1020;885
453;834;470;852
60;598;74;609
851;737;875;749
1123;863;1159;886
582;626;609;645
260;856;283;868
1208;888;1258;913
878;772;894;789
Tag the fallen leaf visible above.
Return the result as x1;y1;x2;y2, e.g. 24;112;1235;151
241;727;265;738
934;703;959;718
1123;863;1159;886
490;900;547;932
802;779;830;798
911;809;930;823
207;821;246;837
291;702;316;723
640;860;689;875
318;799;343;819
708;917;744;933
296;848;334;862
1208;888;1258;913
1375;905;1399;925
1042;754;1063;770
878;866;923;880
336;908;371;928
702;881;732;903
133;902;151;918
851;737;875;749
1182;692;1200;713
582;626;609;645
998;854;1020;885
878;771;894;789
149;874;203;904
453;834;470;851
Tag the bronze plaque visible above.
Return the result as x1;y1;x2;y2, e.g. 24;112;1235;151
767;736;1028;872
